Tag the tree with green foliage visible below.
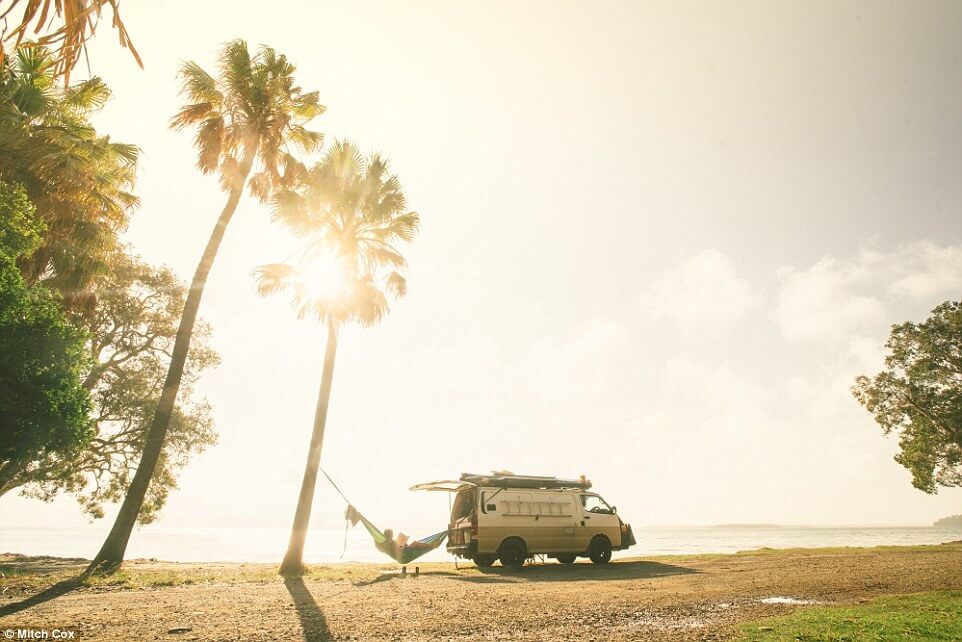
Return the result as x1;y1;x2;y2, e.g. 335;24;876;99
86;40;324;574
3;250;219;522
0;181;92;495
0;46;139;310
853;300;962;493
255;140;419;575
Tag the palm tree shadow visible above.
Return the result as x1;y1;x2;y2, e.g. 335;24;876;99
352;572;399;587
0;579;81;617
284;577;332;642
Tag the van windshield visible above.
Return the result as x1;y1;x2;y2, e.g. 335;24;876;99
581;494;614;514
450;488;476;522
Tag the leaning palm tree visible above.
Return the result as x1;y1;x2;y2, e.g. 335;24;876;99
84;40;323;575
255;140;419;575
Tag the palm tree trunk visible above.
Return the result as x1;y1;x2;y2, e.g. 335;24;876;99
83;156;254;576
279;321;339;575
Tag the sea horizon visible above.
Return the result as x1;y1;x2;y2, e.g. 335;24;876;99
4;524;960;565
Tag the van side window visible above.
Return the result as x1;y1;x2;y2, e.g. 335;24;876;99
480;491;497;513
499;495;575;516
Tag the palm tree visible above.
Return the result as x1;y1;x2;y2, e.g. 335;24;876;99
0;46;139;311
1;0;141;82
84;40;323;575
254;140;419;575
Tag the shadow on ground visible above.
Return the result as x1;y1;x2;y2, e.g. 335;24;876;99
468;560;698;583
0;579;82;617
363;560;698;585
284;576;332;642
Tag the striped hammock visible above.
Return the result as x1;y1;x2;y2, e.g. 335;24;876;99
345;505;448;564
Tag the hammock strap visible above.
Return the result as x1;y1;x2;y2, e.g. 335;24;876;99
320;466;352;505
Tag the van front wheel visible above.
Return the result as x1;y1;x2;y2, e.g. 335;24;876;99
498;539;527;569
588;537;612;564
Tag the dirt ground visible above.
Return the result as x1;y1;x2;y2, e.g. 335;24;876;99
2;544;961;641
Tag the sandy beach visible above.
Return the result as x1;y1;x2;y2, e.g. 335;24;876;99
2;543;961;641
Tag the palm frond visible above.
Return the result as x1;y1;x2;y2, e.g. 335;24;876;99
252;262;297;296
384;271;408;299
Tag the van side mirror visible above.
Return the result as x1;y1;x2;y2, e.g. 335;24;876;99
612;506;617;514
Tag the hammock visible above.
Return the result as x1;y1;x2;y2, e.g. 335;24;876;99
345;505;448;564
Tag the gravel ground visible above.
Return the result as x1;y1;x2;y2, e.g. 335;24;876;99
2;544;961;641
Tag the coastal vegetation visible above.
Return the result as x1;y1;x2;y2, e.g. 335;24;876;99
0;45;217;527
854;301;962;493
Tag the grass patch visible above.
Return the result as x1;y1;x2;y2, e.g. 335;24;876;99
740;591;962;641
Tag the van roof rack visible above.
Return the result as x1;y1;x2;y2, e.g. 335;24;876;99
459;472;592;490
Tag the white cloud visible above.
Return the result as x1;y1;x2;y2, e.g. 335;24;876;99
772;241;962;341
641;249;760;328
888;242;962;299
773;256;885;341
519;317;629;402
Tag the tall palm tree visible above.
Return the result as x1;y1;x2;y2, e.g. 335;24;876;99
84;40;323;575
255;141;419;575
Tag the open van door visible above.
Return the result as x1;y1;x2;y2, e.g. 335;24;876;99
409;479;476;492
411;479;479;557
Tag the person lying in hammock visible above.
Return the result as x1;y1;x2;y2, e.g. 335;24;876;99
379;528;437;558
345;504;446;564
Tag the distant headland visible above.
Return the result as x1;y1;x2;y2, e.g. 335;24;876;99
934;515;962;528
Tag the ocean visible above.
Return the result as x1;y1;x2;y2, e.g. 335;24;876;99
2;525;960;564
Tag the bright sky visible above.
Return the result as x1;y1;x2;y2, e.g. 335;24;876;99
6;1;962;536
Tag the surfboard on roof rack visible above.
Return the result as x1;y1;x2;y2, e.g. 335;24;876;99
458;472;593;490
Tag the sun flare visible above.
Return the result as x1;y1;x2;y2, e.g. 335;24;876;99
297;250;350;301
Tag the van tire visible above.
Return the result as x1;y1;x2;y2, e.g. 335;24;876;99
556;554;576;565
473;555;495;568
588;536;612;564
498;538;527;569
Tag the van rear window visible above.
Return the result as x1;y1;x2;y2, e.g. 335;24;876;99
451;489;476;520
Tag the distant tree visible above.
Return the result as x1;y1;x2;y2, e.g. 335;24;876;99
85;40;324;575
0;182;92;495
0;0;141;82
853;301;962;493
3;250;219;522
256;140;419;575
0;47;139;309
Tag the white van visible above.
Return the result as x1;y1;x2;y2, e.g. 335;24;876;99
412;473;635;568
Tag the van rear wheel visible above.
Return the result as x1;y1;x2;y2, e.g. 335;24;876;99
498;539;527;569
556;554;576;565
588;537;612;564
473;554;495;568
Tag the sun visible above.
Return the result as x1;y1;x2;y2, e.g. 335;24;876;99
298;250;349;301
